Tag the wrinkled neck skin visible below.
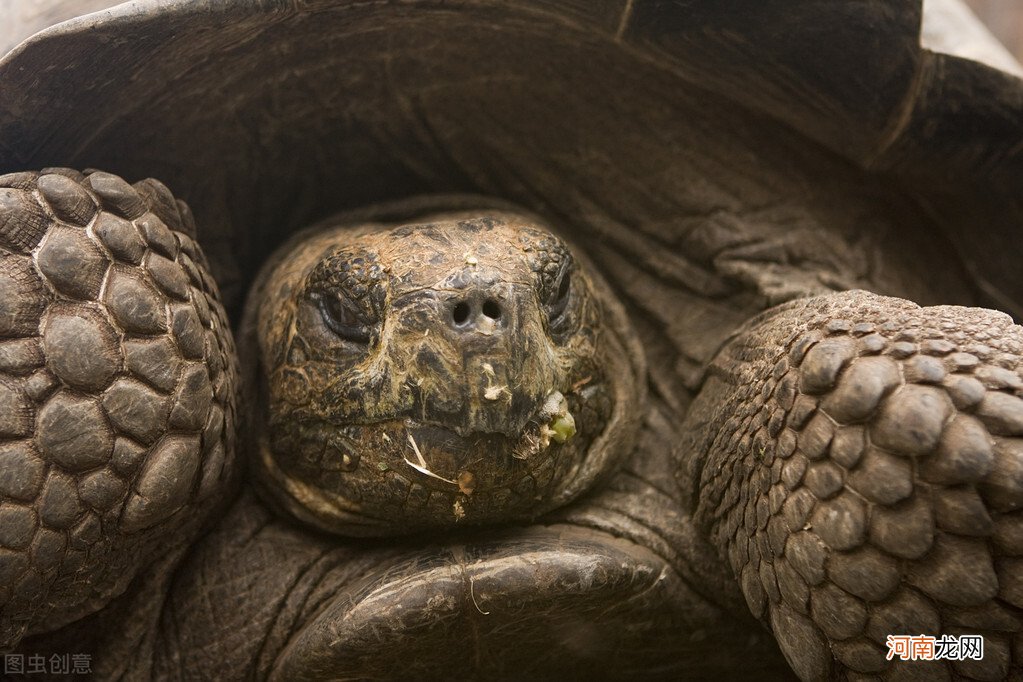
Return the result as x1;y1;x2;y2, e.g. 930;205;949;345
241;202;646;536
673;218;983;522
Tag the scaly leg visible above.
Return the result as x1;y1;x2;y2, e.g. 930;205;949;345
682;290;1022;680
0;169;238;649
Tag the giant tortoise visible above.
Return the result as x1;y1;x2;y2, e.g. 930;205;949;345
0;1;1022;679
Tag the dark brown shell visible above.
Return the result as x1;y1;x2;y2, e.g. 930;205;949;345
0;0;1020;330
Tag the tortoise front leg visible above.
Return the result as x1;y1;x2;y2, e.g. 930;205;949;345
112;436;793;680
681;290;1022;680
0;169;238;650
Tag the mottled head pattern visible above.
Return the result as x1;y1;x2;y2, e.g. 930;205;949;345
248;212;645;535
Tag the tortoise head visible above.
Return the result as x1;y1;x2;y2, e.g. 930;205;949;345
248;211;645;535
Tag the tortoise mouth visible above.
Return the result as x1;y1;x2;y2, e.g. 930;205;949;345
345;384;580;459
257;387;603;536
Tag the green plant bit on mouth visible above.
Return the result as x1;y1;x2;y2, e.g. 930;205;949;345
538;391;577;448
548;412;576;443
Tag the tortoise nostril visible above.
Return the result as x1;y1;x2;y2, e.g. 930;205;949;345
482;299;501;320
452;302;470;325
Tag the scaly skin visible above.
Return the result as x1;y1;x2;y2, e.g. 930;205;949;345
0;169;238;651
682;290;1023;680
246;213;645;535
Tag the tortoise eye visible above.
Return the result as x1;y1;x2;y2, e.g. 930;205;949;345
317;293;373;344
